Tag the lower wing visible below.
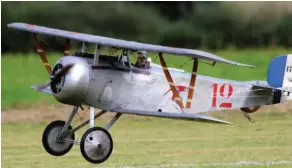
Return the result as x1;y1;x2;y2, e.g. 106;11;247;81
110;108;232;124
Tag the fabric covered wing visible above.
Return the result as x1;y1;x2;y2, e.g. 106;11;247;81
110;108;232;124
7;22;254;68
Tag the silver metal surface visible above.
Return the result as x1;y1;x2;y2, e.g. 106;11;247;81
89;106;94;128
52;56;91;106
82;42;87;53
83;129;112;161
83;61;275;114
93;44;100;66
47;124;73;153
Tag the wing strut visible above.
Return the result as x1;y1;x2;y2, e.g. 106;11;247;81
32;33;52;75
93;44;101;66
64;39;70;56
186;58;198;109
159;53;185;111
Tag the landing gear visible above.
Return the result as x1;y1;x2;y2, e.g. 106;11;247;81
240;106;260;123
80;127;113;164
42;120;75;156
41;106;121;164
240;106;260;113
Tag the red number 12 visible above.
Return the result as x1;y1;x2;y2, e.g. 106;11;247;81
212;83;233;108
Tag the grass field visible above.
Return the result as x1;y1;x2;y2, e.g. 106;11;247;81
2;106;292;168
2;48;292;109
2;48;292;168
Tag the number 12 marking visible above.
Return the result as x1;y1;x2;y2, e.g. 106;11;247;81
212;83;233;108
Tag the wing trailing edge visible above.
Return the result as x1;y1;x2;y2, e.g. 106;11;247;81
110;108;233;124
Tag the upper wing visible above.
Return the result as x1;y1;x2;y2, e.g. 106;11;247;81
110;108;232;124
7;22;254;68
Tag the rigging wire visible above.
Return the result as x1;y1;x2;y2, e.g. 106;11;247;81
179;58;193;68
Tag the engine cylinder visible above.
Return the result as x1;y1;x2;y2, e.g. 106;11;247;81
51;56;91;106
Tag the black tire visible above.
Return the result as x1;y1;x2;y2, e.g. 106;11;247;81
42;120;75;156
80;127;113;164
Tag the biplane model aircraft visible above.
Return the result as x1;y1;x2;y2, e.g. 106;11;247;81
7;22;292;164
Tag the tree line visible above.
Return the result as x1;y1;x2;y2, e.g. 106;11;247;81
2;1;292;53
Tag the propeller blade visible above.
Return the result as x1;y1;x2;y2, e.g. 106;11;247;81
35;81;51;91
53;63;75;80
34;64;74;92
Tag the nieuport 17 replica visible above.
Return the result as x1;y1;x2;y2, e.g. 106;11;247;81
7;22;292;164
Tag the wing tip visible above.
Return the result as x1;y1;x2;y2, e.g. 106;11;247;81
196;114;233;125
236;63;256;68
217;120;233;125
7;22;25;30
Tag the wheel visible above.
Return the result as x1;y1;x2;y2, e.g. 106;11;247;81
80;127;113;164
42;120;75;156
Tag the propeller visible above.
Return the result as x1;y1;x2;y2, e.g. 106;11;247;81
36;63;75;91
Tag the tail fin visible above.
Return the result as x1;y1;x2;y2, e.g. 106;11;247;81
267;54;292;91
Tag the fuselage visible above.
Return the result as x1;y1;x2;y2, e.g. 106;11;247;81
52;55;291;114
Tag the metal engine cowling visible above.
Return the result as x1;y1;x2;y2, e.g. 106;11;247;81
51;56;91;106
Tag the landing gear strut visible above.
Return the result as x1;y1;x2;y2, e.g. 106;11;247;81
41;106;122;164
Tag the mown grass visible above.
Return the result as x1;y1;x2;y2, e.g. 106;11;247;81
2;48;292;110
2;111;292;168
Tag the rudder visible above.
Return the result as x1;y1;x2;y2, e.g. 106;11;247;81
267;54;292;104
267;54;292;90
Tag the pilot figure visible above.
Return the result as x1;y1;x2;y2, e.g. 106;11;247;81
135;50;149;68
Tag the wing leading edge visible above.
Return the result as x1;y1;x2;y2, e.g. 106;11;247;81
7;22;254;68
110;108;232;124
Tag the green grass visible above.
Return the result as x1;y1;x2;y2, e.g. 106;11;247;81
2;48;292;109
2;111;292;168
1;53;60;109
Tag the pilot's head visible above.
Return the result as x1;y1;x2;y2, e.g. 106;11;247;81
137;50;147;67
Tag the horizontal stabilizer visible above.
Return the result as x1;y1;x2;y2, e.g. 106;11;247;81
30;85;53;95
110;108;233;124
252;83;292;93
